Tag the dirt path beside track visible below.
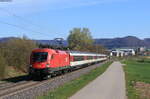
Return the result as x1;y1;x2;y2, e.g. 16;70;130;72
70;61;127;99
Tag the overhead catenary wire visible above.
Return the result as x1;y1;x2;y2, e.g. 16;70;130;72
0;7;44;30
0;7;57;37
0;20;50;36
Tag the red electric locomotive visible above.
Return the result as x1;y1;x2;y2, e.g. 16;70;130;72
29;48;107;79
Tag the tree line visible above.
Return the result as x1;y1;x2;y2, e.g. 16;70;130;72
0;37;37;79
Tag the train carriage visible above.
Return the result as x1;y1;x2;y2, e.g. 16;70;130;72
29;48;107;79
69;51;107;67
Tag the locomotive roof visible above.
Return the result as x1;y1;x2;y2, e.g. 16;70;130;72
32;48;67;54
32;48;106;56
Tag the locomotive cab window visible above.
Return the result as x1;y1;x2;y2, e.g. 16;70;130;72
32;52;48;62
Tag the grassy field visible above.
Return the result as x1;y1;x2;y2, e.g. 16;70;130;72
38;61;112;99
123;57;150;99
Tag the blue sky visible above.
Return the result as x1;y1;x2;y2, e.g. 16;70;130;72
0;0;149;40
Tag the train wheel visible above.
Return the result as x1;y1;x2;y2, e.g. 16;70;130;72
28;74;35;80
43;75;51;80
52;73;57;77
57;71;62;75
63;69;68;74
62;70;65;74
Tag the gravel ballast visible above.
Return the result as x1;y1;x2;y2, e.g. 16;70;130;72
2;62;106;99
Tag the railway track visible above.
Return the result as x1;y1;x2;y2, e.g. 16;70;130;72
0;65;86;96
0;75;30;91
0;75;63;98
0;82;13;88
0;81;28;91
0;81;38;97
0;62;106;99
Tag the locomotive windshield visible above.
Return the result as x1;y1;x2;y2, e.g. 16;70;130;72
32;52;48;62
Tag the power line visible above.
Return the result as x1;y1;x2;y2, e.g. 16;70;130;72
0;20;50;36
0;7;43;29
0;7;56;37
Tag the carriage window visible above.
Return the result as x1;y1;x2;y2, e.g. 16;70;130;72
74;56;84;61
87;56;93;60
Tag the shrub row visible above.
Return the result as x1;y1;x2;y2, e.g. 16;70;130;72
0;37;37;79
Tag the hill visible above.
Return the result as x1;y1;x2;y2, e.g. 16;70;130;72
0;36;149;49
0;37;17;42
95;36;150;49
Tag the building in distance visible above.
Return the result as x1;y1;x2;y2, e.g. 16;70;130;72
110;48;136;57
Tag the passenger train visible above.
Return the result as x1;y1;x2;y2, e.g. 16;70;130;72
29;48;107;79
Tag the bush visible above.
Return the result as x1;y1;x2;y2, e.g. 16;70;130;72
0;51;7;79
0;37;37;74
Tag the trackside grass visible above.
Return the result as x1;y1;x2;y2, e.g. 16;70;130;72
123;58;150;99
38;61;112;99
